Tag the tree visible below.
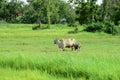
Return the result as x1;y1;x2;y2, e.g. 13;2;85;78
0;0;7;20
0;0;82;25
46;0;50;28
32;0;46;28
0;0;23;23
109;0;120;25
102;0;120;24
68;0;98;24
26;0;59;28
113;3;120;25
102;0;112;22
59;1;76;25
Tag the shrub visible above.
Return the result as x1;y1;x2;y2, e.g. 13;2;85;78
84;22;104;32
104;21;118;35
32;25;40;30
16;16;22;23
74;27;79;33
68;21;79;27
84;21;119;35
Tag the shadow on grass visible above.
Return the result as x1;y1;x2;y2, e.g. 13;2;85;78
32;26;49;30
68;30;83;34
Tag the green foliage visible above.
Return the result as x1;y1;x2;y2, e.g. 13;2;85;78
21;5;37;23
16;16;22;23
74;27;79;33
68;0;120;33
0;0;76;25
104;21;118;35
70;0;99;24
102;0;120;24
113;3;120;25
0;0;8;19
84;21;119;35
32;25;40;30
59;1;76;24
84;22;104;32
0;0;119;28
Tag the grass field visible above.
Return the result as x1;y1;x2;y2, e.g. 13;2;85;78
0;24;120;80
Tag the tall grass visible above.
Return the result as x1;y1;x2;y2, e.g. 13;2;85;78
0;24;120;80
0;53;120;80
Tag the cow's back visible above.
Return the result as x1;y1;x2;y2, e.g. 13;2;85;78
61;38;76;46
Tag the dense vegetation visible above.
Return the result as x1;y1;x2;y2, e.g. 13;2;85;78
0;24;120;80
0;0;120;34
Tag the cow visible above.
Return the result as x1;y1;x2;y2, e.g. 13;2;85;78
54;38;80;51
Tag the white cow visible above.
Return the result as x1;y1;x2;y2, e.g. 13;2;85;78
54;38;80;51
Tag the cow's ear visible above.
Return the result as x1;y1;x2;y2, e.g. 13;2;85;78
55;38;58;40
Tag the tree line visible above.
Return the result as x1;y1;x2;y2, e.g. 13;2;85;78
0;0;120;34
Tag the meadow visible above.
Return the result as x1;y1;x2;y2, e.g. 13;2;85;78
0;24;120;80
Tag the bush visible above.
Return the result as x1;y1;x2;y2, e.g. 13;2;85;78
84;22;104;32
74;27;79;33
68;21;79;28
16;16;22;23
32;25;40;30
104;21;118;35
84;21;119;35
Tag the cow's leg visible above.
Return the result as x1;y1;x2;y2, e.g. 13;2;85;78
71;46;74;51
61;46;65;51
61;47;65;51
62;49;65;51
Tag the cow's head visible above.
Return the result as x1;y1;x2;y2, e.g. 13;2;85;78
74;43;81;50
54;39;59;44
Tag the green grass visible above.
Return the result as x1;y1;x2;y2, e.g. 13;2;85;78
0;68;69;80
0;24;120;80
